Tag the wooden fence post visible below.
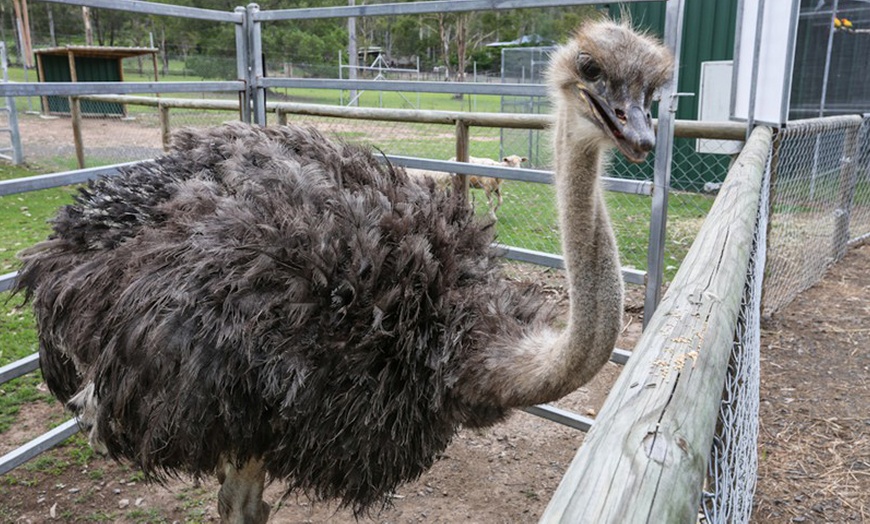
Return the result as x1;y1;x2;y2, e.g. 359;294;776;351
70;96;85;169
159;103;171;152
540;126;772;524
454;119;470;202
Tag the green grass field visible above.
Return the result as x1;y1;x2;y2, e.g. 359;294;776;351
0;164;66;434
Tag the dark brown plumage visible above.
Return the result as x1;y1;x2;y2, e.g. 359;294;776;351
16;123;555;515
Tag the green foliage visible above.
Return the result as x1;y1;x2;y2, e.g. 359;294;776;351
13;1;604;81
264;23;348;66
469;47;497;72
184;55;237;81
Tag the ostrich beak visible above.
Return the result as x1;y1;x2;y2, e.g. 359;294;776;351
579;88;655;163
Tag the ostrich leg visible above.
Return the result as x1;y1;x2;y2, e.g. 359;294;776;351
216;457;271;524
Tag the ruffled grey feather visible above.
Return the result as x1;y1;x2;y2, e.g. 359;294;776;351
16;123;555;515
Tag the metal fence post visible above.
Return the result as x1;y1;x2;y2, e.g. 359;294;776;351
644;0;686;327
0;42;23;165
234;6;251;124
833;121;860;260
247;3;267;126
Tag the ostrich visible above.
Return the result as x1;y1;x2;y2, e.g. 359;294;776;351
15;19;672;523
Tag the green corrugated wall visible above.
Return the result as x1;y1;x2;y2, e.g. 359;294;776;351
40;55;125;116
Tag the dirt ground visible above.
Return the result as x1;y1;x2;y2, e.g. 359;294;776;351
753;242;870;523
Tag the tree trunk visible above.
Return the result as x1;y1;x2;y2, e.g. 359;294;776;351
93;10;105;46
47;4;56;47
347;0;358;106
454;13;468;99
0;3;7;48
438;13;452;81
160;25;168;76
20;0;33;67
82;7;94;46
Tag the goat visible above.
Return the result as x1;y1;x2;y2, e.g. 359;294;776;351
406;155;527;219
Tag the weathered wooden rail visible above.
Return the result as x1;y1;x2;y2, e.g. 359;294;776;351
539;126;772;523
74;94;746;156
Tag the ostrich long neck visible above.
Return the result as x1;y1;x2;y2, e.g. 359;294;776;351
459;109;624;409
552;112;624;356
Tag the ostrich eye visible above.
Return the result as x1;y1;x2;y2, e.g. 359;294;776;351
578;56;602;82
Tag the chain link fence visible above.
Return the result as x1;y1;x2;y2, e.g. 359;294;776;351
762;115;870;315
702;146;769;523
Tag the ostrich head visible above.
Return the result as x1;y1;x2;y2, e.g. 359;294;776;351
548;19;674;162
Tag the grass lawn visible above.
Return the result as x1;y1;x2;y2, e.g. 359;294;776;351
0;163;72;433
492;181;713;275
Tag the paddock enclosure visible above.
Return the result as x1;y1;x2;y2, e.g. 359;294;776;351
2;1;870;522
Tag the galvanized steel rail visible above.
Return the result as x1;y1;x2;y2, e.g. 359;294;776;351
0;420;80;476
37;0;242;22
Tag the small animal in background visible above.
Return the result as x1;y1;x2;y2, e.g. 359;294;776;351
404;154;526;219
447;154;528;218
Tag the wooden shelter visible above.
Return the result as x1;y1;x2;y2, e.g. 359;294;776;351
35;46;158;117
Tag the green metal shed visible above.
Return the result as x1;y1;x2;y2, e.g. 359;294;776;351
35;46;158;117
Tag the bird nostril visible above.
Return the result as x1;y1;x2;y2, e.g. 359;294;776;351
615;108;627;122
641;136;655;151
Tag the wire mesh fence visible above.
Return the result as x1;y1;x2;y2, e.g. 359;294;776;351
762;115;869;315
18;92;870;313
848;116;870;243
701;145;769;524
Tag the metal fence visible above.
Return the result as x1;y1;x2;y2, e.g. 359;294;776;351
762;115;870;315
10;94;744;292
0;0;684;492
0;42;23;164
5;0;868;521
702;143;769;523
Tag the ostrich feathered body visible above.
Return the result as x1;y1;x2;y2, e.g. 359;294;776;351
16;123;555;512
